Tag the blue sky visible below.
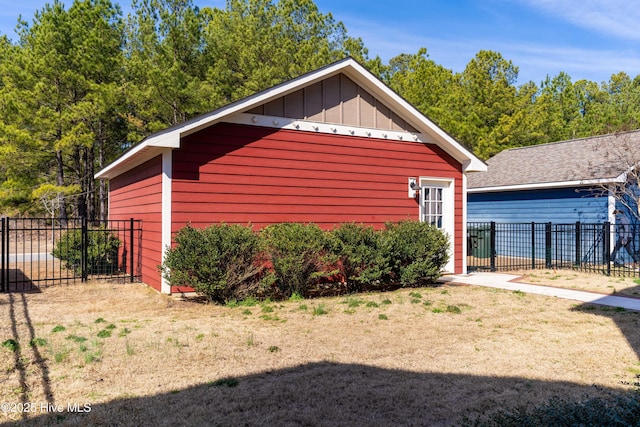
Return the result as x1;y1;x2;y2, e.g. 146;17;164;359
1;0;639;85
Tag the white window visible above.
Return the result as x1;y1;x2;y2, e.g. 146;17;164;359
422;186;443;228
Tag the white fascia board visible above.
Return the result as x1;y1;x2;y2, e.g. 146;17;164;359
467;177;623;193
228;113;436;144
95;143;156;180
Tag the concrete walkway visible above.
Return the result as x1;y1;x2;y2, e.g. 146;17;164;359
438;272;640;312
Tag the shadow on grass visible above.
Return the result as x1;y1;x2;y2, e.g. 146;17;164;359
7;362;634;426
4;277;52;425
572;284;640;361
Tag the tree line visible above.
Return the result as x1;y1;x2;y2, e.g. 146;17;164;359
1;0;639;220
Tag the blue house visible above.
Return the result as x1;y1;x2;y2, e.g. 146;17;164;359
467;130;640;266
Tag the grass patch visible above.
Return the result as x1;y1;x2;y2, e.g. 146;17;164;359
66;335;88;343
54;348;71;363
125;341;135;356
210;377;239;388
446;305;462;314
378;314;388;320
30;337;48;347
97;329;112;338
52;325;66;333
313;304;328;316
344;297;364;308
2;339;19;352
259;314;283;322
289;292;304;302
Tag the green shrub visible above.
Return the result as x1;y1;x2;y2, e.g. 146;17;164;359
380;220;449;287
162;223;262;304
329;223;389;292
53;227;121;275
260;223;331;298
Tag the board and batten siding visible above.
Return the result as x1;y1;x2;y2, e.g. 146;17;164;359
172;122;464;272
247;74;417;133
108;156;164;291
467;187;609;224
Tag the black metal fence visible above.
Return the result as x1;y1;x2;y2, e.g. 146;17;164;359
0;218;142;292
468;222;638;276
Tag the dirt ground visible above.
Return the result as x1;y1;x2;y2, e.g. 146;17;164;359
1;271;639;426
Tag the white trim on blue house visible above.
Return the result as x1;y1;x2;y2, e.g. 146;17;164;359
468;176;626;194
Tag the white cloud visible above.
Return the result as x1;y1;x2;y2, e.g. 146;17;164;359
519;0;640;41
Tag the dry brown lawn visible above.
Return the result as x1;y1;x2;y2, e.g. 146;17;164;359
514;269;640;298
1;272;639;426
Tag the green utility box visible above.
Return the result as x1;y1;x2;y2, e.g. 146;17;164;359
469;226;491;258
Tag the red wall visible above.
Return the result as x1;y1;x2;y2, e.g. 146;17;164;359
109;156;164;291
173;123;464;273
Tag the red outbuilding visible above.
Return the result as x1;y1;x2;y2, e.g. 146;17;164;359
96;58;486;294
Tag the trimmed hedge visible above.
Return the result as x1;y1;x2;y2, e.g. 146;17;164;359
381;220;450;286
161;224;262;303
161;220;450;303
328;222;388;293
53;226;121;275
260;222;333;298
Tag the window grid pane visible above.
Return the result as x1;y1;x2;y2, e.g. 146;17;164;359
423;187;443;228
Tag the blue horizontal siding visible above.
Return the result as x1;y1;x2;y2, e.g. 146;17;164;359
467;187;608;223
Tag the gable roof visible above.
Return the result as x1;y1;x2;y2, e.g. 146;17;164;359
96;57;486;180
467;130;640;192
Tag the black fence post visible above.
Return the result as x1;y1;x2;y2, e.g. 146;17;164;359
490;221;496;272
81;217;88;282
1;218;4;292
4;218;9;291
605;221;611;276
575;221;581;267
545;222;552;268
531;222;536;269
129;218;135;283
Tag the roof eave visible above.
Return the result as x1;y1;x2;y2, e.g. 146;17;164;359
96;57;486;179
468;176;625;193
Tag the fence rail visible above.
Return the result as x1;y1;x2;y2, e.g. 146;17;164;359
0;217;142;292
468;221;637;277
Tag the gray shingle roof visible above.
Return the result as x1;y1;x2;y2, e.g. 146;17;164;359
467;130;640;189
